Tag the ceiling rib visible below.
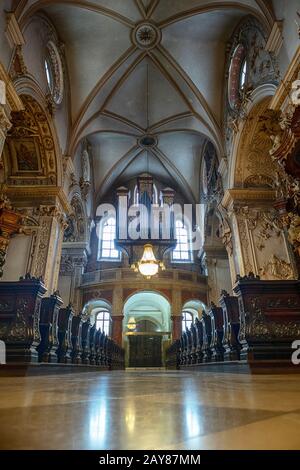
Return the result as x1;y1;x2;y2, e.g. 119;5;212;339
134;0;147;19
118;147;173;184
100;52;147;113
19;0;135;29
153;46;221;139
149;50;219;143
152;146;195;203
101;110;146;134
146;0;160;19
96;145;142;201
72;108;144;153
158;2;271;31
69;45;138;154
149;112;194;132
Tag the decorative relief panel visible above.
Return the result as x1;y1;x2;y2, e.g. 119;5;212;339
246;296;300;341
235;99;277;187
234;205;294;280
3;95;57;186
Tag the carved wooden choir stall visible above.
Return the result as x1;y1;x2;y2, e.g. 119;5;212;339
0;275;125;373
166;274;300;372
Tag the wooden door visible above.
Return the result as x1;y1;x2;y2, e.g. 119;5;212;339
128;335;162;367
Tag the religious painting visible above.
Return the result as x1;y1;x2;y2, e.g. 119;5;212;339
7;136;42;174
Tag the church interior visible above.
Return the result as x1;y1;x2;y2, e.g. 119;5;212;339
0;0;300;451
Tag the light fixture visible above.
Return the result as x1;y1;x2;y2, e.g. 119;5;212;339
127;316;137;331
131;244;165;279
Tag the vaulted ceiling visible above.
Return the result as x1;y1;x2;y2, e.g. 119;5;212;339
16;0;274;203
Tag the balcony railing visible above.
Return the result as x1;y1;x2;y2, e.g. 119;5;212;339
81;267;207;287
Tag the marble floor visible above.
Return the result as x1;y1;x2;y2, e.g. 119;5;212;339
0;370;300;450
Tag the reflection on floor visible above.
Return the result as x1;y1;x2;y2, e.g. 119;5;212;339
0;370;300;450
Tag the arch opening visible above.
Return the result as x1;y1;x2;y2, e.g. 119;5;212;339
123;291;171;368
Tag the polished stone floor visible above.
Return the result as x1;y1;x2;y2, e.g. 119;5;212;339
0;369;300;450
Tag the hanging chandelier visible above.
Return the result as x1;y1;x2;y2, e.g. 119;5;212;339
127;316;137;331
131;244;165;279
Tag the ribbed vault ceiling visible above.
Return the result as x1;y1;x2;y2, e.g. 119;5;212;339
17;0;274;202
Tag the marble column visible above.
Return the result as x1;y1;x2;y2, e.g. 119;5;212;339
111;285;124;346
112;315;124;346
171;315;183;341
171;288;182;340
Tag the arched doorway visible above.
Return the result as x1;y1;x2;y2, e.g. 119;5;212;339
123;292;171;368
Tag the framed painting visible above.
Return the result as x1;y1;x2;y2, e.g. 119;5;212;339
7;136;42;174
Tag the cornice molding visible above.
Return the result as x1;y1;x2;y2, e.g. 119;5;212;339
265;20;283;56
222;188;276;209
5;186;72;214
0;62;24;113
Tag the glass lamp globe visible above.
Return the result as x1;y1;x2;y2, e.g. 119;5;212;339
138;244;159;278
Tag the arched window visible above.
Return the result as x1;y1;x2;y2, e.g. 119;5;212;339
99;216;119;260
95;310;111;335
172;220;192;261
182;311;193;332
44;57;53;93
240;58;247;91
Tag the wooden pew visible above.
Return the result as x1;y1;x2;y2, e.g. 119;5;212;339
202;311;213;362
0;275;46;363
81;320;91;365
234;275;300;365
209;302;225;362
71;315;83;364
220;290;241;360
57;304;73;364
37;292;63;363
